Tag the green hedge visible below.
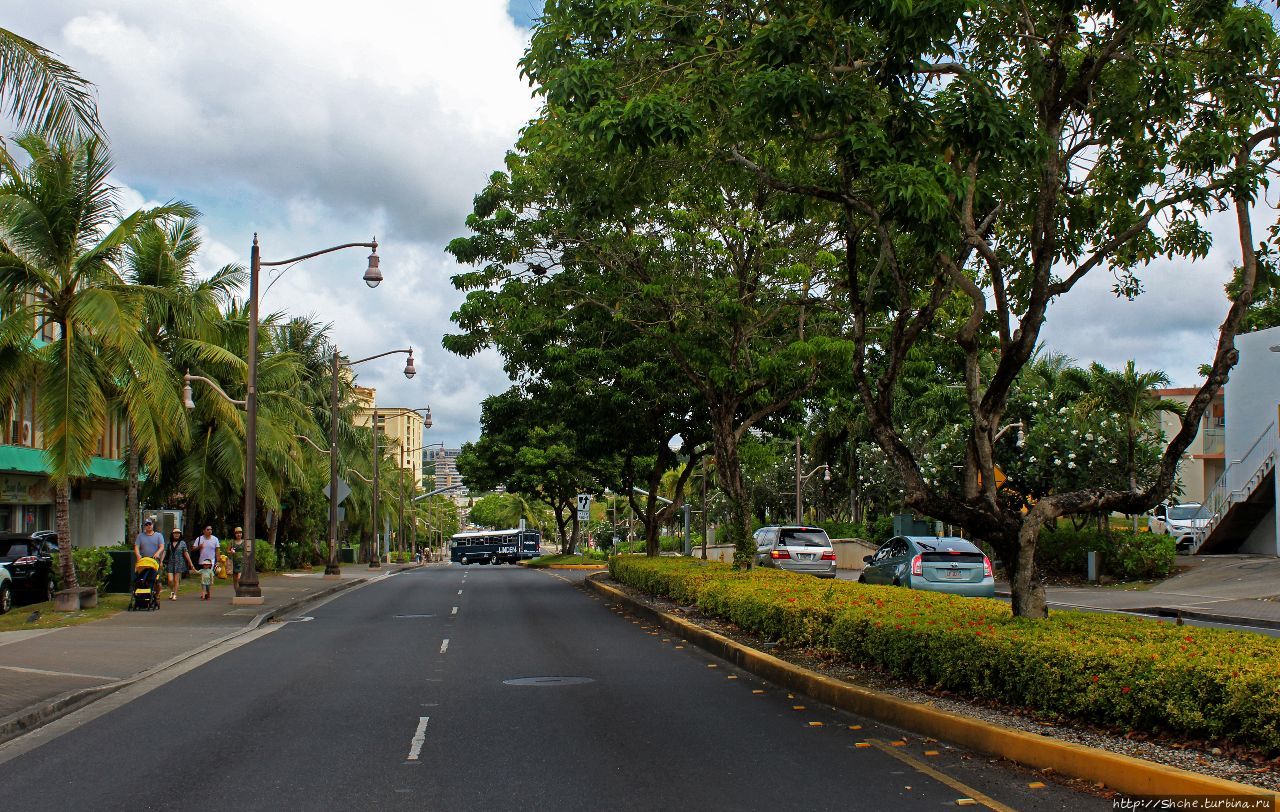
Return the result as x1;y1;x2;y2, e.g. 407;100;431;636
1038;526;1176;580
608;556;1280;753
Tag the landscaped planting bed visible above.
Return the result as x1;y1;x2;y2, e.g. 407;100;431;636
609;556;1280;754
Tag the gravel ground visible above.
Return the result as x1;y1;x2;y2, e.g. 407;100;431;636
601;578;1280;793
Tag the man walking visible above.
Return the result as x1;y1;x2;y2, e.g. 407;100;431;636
134;517;165;564
191;525;220;601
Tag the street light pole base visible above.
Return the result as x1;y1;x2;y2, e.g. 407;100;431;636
231;595;265;606
322;573;343;580
368;560;382;569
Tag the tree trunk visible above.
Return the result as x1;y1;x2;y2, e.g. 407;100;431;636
566;510;580;556
266;509;279;567
1010;513;1048;619
55;481;79;590
710;410;753;569
126;437;140;545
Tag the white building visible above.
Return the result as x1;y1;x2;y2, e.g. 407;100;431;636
1193;327;1280;556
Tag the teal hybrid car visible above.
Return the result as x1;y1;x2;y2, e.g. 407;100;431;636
859;536;995;597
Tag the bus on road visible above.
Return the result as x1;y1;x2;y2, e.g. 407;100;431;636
450;529;542;565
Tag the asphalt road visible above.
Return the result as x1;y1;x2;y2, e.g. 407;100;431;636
1;565;1107;810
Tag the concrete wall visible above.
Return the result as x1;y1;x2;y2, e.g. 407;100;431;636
696;539;877;569
68;484;126;548
1239;502;1279;556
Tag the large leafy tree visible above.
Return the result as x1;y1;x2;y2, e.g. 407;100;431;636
521;0;1280;616
450;115;848;567
0;135;191;591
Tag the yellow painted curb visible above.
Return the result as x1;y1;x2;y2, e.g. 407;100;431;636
586;575;1277;801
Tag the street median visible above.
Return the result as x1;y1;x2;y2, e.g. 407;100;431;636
594;556;1280;798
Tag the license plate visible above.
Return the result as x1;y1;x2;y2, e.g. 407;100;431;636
944;569;964;579
799;554;814;561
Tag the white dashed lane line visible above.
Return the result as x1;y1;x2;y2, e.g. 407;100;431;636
406;716;430;761
451;606;458;615
440;638;450;655
457;589;463;595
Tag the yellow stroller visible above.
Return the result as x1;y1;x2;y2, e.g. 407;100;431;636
128;556;161;611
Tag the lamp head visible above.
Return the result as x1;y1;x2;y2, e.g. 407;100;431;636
823;467;832;482
363;239;382;288
423;406;433;429
182;382;195;410
404;349;416;379
1016;428;1026;448
668;433;684;454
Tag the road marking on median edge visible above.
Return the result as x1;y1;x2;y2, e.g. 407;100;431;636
440;638;450;654
866;739;1015;812
451;606;458;615
457;589;463;595
406;717;430;761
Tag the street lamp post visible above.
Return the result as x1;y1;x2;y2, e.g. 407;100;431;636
229;234;383;603
796;463;831;525
369;406;432;568
325;348;416;577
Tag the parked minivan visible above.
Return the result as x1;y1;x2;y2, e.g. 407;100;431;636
753;526;837;578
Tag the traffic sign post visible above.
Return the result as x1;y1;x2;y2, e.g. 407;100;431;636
323;477;352;505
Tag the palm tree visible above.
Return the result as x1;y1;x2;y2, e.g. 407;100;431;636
0;134;193;596
0;27;102;145
121;219;244;540
1083;361;1186;490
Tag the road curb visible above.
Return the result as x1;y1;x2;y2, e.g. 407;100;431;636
587;574;1274;800
517;563;609;570
0;573;377;746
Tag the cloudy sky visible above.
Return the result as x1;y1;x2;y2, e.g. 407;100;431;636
3;2;1272;447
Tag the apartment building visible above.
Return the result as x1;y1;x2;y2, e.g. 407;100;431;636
423;446;467;496
353;385;427;484
1;299;130;544
1155;387;1226;507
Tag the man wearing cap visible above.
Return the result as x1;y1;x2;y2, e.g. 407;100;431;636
134;518;165;564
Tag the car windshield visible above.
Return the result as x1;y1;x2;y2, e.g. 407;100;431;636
1167;506;1200;520
0;542;30;558
779;529;831;548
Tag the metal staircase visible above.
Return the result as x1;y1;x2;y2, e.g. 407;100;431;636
1189;421;1276;554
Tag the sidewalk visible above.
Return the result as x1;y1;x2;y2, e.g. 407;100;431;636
0;565;417;742
997;554;1280;628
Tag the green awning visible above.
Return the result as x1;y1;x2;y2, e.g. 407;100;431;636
0;445;129;482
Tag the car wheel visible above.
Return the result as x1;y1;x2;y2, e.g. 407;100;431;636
0;583;12;614
856;574;866;584
891;577;902;587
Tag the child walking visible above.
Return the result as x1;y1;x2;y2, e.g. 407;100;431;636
199;560;214;600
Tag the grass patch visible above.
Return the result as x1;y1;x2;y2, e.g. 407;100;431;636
610;556;1280;755
523;554;607;568
0;593;132;632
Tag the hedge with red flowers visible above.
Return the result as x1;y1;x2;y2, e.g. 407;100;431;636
608;555;1280;753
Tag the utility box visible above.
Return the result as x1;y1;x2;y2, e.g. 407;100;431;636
892;513;933;537
341;546;355;564
105;550;134;593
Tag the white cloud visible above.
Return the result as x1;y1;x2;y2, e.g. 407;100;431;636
3;0;533;446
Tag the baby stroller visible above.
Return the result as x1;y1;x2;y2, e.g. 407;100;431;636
128;556;160;611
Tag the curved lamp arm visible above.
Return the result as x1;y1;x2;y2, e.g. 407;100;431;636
183;372;246;409
346;469;374;485
799;464;831;485
293;434;331;455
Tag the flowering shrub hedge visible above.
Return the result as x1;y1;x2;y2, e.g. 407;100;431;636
609;556;1280;753
1037;526;1176;580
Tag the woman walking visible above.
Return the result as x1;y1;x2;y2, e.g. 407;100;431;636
164;528;196;600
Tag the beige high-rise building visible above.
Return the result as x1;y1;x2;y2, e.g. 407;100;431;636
354;386;427;484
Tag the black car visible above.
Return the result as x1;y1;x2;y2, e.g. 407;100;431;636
0;532;58;603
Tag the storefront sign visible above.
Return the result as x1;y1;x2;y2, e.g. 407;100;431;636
0;475;53;504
